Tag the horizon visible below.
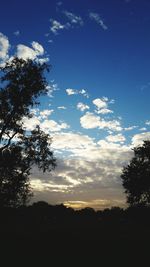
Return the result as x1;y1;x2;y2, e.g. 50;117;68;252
0;0;150;210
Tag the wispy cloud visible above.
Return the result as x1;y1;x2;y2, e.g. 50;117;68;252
57;1;63;6
89;12;108;30
50;19;66;35
57;106;67;110
124;125;138;131
63;11;84;26
13;30;20;36
140;82;150;91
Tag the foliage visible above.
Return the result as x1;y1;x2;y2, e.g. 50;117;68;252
121;140;150;206
0;58;56;207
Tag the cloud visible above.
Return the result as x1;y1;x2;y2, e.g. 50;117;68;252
30;138;131;209
139;127;147;131
105;134;126;143
22;116;40;131
50;19;66;35
50;11;83;36
96;108;113;114
41;120;70;132
124;126;138;131
77;102;90;112
51;132;95;151
80;112;122;132
132;132;150;146
13;30;20;36
146;121;150;126
93;97;108;109
16;41;48;63
22;108;69;133
39;109;54;119
89;12;108;30
57;1;62;6
80;89;89;98
80;112;101;129
0;32;10;63
63;11;84;26
66;88;89;98
64;199;126;210
57;106;67;110
93;97;114;114
66;88;76;95
46;83;59;98
31;41;44;55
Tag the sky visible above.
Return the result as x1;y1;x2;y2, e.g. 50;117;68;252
0;0;150;210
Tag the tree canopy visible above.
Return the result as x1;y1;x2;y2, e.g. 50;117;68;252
121;140;150;206
0;58;56;207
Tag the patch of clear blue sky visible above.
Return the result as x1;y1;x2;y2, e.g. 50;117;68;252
0;0;150;130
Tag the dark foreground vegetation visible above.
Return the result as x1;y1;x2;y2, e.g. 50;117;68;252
1;202;150;265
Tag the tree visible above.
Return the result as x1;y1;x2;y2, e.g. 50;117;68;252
0;58;56;207
121;140;150;206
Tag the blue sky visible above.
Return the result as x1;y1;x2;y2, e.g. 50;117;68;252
0;0;150;209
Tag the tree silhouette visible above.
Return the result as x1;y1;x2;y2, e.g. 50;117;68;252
121;140;150;206
0;58;56;207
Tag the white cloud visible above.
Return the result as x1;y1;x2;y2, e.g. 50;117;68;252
80;112;101;129
22;108;69;133
139;127;147;131
132;132;150;147
89;12;108;30
31;41;44;55
46;83;59;97
63;11;84;26
16;41;48;63
66;88;76;95
57;106;67;110
41;119;70;132
146;121;150;126
80;112;122;132
52;132;95;151
80;89;89;98
22;116;40;131
77;102;90;112
66;88;89;98
96;108;113;114
48;40;53;43
39;109;54;119
124;126;138;131
93;97;108;109
0;32;10;62
50;19;66;35
106;134;126;143
17;44;36;60
93;97;114;114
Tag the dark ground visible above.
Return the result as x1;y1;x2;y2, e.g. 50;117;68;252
1;203;150;266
